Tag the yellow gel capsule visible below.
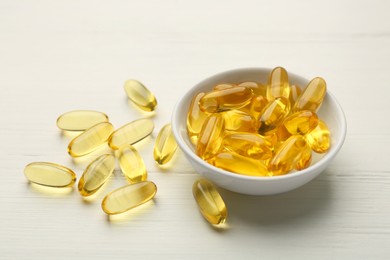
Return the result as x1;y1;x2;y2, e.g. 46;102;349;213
56;110;109;131
289;84;302;107
239;95;268;122
258;97;290;134
196;114;225;160
266;67;290;101
118;145;147;183
78;154;115;197
124;79;157;111
68;122;114;157
305;120;331;153
295;143;312;170
199;86;253;113
154;124;178;165
24;162;76;187
222;132;272;160
293;77;327;113
192;179;227;225
101;181;157;215
208;151;268;176
108;118;154;150
269;135;309;176
213;83;236;90
238;82;266;96
187;92;208;145
282;110;319;135
222;110;257;133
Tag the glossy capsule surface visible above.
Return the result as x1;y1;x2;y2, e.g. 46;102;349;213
208;151;268;176
213;83;235;90
154;124;178;165
258;97;290;134
293;77;327;113
108;118;154;150
282;110;319;135
192;179;227;225
289;85;301;106
78;154;115;196
306;120;331;153
266;67;290;101
124;79;157;111
222;132;273;160
24;162;76;187
295;143;312;170
56;110;109;131
101;181;157;215
222;110;257;133
187;92;208;145
199;86;253;113
118;145;147;183
239;82;266;96
68;122;114;157
196;114;225;160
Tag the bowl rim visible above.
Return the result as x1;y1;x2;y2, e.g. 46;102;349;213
171;67;347;182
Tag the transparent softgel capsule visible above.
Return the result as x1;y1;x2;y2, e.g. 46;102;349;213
153;124;178;165
56;110;109;131
24;162;76;188
124;79;158;111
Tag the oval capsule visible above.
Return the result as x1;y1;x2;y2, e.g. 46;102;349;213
266;67;290;101
124;79;157;111
187;92;208;145
192;179;227;225
196;114;225;160
101;181;157;215
78;154;115;196
222;110;257;133
118;145;147;183
258;97;290;134
305;119;331;153
282;110;319;135
108;118;154;150
238;82;267;96
68;122;114;157
56;110;109;132
289;84;302;107
24;162;76;187
293;77;327;113
154;124;178;165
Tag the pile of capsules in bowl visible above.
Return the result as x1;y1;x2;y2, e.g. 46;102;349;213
187;66;331;176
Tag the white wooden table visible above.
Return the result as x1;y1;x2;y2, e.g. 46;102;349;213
1;0;390;259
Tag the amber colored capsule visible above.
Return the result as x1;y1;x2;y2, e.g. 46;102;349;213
238;82;266;96
266;67;290;101
293;77;327;113
305;120;331;153
196;114;225;160
258;97;290;134
192;179;227;225
187;92;208;145
24;162;76;188
108;118;154;150
282;110;319;135
239;95;268;122
222;132;273;160
208;151;268;176
101;181;157;215
289;84;301;107
118;145;147;183
68;122;114;157
123;79;157;111
153;124;178;165
199;86;253;113
269;135;309;176
222;110;257;133
295;144;312;170
78;154;115;196
213;83;236;90
56;110;109;131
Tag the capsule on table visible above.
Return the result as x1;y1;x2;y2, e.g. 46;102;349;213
196;114;225;160
199;86;253;113
123;79;157;111
213;83;236;90
258;97;290;135
192;179;227;225
153;124;178;165
78;154;115;196
68;122;114;157
266;67;290;101
101;181;157;215
282;110;319;135
118;145;147;183
24;162;76;188
289;84;301;107
305;119;331;153
187;92;208;145
222;110;257;133
295;143;312;170
292;77;327;113
269;135;309;176
208;151;268;176
108;118;154;150
56;110;109;132
222;132;273;160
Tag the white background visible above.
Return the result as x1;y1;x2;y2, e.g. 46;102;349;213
1;0;390;259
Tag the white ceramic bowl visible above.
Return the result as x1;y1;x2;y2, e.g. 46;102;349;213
172;68;347;195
